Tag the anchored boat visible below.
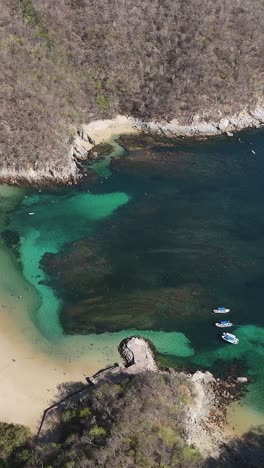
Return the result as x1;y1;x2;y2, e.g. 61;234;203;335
222;332;239;344
215;320;233;328
213;307;230;314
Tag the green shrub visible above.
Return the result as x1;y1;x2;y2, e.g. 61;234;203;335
95;79;103;91
36;29;55;49
181;446;203;463
78;407;91;418
61;409;78;422
96;94;111;110
20;0;38;25
0;422;30;461
158;426;179;448
65;462;75;468
88;426;107;438
13;448;43;466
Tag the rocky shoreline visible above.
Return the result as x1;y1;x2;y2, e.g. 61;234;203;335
40;336;249;459
123;338;249;458
1;107;264;187
185;371;248;457
133;105;264;138
117;336;249;458
54;336;251;458
71;108;264;185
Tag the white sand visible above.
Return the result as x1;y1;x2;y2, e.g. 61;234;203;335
0;242;107;431
0;310;87;429
0;297;123;431
74;115;139;162
80;115;139;145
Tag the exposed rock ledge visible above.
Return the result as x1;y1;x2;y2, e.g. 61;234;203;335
134;106;264;137
71;107;264;182
74;106;264;159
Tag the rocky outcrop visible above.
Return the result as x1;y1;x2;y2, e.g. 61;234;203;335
0;144;96;187
132;106;264;138
119;336;158;373
118;336;248;457
72;135;93;160
72;106;264;164
118;338;135;367
236;376;248;384
2;105;264;187
185;372;248;457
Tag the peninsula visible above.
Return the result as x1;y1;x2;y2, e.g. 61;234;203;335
0;336;259;468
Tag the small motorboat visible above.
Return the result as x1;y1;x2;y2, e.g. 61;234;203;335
215;320;233;328
222;332;239;344
28;212;35;216
213;307;230;314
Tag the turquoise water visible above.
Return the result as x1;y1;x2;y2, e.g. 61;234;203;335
4;129;264;415
9;191;130;338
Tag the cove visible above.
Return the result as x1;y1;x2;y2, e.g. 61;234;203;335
2;128;264;423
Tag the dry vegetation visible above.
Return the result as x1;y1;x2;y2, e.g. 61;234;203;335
1;0;264;176
0;373;202;467
0;373;263;466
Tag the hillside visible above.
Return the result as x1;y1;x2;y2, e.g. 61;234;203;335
0;371;263;467
0;373;203;467
1;0;264;182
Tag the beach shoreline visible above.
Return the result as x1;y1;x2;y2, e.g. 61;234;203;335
0;309;88;430
0;293;126;431
1;108;264;187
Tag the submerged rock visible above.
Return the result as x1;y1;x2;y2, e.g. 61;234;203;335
236;376;248;383
42;232;212;335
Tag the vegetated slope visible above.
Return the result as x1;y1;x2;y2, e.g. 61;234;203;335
1;0;264;175
0;373;202;467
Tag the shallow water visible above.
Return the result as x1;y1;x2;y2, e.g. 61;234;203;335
2;129;264;427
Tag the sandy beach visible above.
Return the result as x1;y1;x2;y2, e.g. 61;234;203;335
0;243;118;431
0;184;120;431
0;290;126;431
74;115;139;161
80;115;138;145
0;310;90;430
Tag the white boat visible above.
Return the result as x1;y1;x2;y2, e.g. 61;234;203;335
213;307;230;314
215;320;233;328
28;212;35;216
222;332;239;345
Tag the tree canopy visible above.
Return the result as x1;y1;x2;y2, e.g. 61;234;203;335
1;0;264;176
